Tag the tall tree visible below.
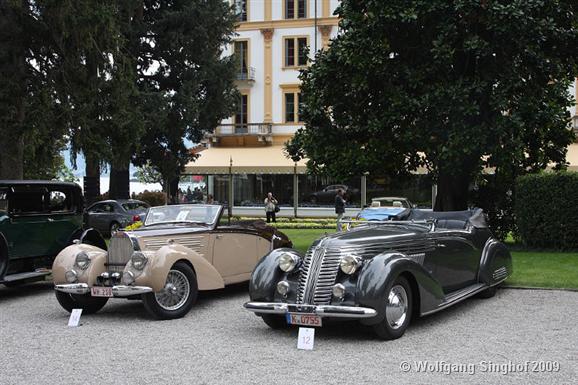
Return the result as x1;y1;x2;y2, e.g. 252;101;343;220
287;0;578;213
132;0;239;201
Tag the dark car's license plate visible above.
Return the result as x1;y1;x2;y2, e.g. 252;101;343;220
286;313;322;327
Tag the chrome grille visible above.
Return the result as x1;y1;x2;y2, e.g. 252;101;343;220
107;233;135;272
143;236;204;252
296;238;435;305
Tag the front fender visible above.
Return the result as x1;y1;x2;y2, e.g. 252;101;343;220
249;248;301;302
356;253;445;325
132;244;224;292
52;244;107;285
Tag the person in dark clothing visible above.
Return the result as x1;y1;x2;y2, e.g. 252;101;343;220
335;189;346;231
264;192;278;223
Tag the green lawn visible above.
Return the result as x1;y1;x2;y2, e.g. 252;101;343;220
279;228;578;289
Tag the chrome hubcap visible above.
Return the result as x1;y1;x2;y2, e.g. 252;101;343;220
385;284;408;330
155;270;190;311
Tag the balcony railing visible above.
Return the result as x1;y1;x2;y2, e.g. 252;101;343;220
213;123;272;136
236;67;255;81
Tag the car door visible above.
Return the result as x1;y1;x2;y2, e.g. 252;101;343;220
4;188;48;259
211;231;261;283
43;188;82;257
426;230;479;294
86;203;110;233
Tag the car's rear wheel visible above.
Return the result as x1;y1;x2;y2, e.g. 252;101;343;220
260;314;289;329
142;261;198;320
477;285;497;299
109;221;120;236
372;276;413;340
55;291;109;314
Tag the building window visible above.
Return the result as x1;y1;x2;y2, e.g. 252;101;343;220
234;40;249;78
285;0;307;19
284;91;302;123
234;94;249;133
235;0;247;22
284;37;308;68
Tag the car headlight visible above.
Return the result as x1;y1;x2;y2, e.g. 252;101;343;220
340;255;361;275
131;251;148;270
278;252;300;272
75;251;91;270
122;271;135;285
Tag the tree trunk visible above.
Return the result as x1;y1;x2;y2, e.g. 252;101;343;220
109;162;130;199
84;156;100;205
168;176;180;204
434;172;470;211
0;134;24;179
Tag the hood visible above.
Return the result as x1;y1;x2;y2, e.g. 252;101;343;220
309;224;433;259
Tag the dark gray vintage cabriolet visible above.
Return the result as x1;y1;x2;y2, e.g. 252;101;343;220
244;208;512;340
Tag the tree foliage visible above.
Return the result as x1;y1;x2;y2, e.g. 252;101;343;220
288;0;578;217
132;0;239;201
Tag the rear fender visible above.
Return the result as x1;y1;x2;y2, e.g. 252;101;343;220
478;239;512;286
132;243;224;292
356;252;445;325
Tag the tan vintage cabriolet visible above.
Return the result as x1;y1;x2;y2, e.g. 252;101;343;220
52;204;291;319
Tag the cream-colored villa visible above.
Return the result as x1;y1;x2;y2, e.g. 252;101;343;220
184;0;578;215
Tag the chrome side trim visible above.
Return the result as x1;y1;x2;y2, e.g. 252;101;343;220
243;302;377;319
112;285;153;297
54;283;89;294
421;283;487;316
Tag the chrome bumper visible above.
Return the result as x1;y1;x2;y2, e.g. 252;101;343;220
55;284;153;297
243;302;377;319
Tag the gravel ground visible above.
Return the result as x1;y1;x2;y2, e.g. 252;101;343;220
0;283;576;385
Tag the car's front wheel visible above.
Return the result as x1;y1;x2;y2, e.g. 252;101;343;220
142;261;198;320
260;314;289;329
372;276;413;340
55;291;109;314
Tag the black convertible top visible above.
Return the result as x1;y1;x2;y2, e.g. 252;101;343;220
396;208;488;229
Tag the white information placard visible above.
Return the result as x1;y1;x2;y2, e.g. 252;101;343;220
297;327;315;350
68;308;83;327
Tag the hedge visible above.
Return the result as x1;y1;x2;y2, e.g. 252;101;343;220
515;172;578;249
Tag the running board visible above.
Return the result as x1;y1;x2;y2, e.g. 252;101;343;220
421;283;487;316
0;271;50;284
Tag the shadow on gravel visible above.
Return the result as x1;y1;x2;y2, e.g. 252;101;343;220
0;280;53;303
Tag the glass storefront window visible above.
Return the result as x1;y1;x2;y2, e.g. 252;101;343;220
298;175;361;208
367;175;433;208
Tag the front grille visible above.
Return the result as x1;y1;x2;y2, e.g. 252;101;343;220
107;233;135;272
296;238;435;305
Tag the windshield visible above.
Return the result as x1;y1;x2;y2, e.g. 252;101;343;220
371;198;409;208
144;204;221;226
122;202;149;211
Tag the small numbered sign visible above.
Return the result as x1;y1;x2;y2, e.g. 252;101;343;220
297;327;315;350
68;308;83;327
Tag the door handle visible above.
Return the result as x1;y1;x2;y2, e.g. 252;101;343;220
47;218;54;222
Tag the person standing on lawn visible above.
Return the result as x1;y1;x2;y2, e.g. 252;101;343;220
264;192;278;223
335;189;346;231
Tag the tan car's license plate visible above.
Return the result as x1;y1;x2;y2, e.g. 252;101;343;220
286;313;322;327
91;287;113;297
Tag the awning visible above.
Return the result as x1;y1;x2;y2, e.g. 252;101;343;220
184;146;308;175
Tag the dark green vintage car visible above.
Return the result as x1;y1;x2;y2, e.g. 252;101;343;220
0;181;84;286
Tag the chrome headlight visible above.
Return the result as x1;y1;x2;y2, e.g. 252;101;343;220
65;270;78;283
75;251;91;270
131;251;148;270
122;271;135;285
278;252;300;272
340;255;361;275
276;281;290;296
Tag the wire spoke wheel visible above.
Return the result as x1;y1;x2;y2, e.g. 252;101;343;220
155;269;191;311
